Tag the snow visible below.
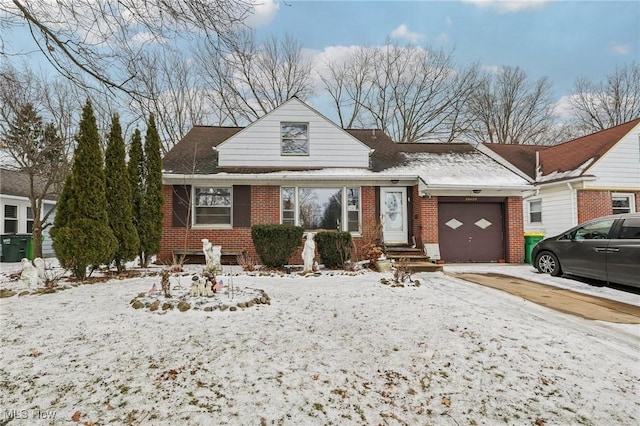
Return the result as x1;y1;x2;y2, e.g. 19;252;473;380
396;152;531;187
1;261;638;425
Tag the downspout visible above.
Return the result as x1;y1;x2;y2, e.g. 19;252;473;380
567;181;578;226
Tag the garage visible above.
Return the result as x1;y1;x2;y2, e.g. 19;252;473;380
438;198;505;262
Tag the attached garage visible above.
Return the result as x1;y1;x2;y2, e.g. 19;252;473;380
438;198;506;262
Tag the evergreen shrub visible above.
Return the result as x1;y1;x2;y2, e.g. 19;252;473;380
251;224;304;268
315;231;353;269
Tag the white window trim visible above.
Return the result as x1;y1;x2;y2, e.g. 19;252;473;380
280;186;362;235
528;199;542;224
191;186;233;229
612;192;636;214
280;122;310;156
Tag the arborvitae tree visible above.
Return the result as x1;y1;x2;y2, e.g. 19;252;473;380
105;114;140;271
127;128;145;264
50;99;117;279
139;114;164;266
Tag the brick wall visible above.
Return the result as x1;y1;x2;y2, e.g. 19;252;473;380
159;184;526;265
414;191;439;246
577;189;640;223
577;190;613;223
504;196;524;263
159;185;379;265
159;185;279;264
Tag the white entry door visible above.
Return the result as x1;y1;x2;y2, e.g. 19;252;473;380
381;187;408;244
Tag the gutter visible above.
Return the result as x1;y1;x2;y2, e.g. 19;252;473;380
163;173;419;186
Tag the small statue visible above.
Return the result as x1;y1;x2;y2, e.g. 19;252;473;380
20;258;41;289
202;238;222;272
302;232;316;273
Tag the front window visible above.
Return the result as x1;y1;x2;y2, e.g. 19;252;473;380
4;205;17;233
281;187;361;233
529;200;542;223
612;193;634;214
281;122;309;155
194;187;231;226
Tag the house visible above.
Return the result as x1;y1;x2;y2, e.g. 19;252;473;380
481;118;640;237
0;168;58;257
160;98;532;265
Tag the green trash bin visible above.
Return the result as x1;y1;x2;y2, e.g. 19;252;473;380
27;235;45;260
0;234;30;262
524;232;545;264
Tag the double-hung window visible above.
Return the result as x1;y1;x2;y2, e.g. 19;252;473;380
612;193;635;214
528;199;542;223
27;207;34;233
4;205;17;233
281;187;361;233
281;122;309;155
194;187;232;226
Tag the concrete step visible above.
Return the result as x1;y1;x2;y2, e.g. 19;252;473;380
405;262;444;273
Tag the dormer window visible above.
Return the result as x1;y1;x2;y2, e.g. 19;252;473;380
281;122;309;155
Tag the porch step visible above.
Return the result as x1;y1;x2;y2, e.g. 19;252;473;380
406;262;444;273
384;245;441;273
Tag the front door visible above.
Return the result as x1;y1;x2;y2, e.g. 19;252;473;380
381;187;408;244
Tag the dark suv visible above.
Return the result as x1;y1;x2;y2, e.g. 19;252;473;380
532;213;640;288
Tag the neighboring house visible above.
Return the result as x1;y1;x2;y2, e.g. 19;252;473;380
0;168;58;257
482;118;640;237
160;98;532;264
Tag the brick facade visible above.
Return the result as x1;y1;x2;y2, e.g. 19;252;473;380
159;184;526;265
505;196;525;263
577;190;640;223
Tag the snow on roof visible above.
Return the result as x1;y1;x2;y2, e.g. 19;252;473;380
536;157;597;183
392;151;531;187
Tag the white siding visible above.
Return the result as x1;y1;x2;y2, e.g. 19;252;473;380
0;195;56;259
218;99;370;168
524;186;576;237
586;124;640;189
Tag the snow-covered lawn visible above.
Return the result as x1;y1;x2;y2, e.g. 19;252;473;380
0;262;638;425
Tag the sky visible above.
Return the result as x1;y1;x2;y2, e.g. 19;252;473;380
247;0;639;116
1;260;638;424
3;0;639;124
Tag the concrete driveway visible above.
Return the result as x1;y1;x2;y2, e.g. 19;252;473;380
448;272;640;324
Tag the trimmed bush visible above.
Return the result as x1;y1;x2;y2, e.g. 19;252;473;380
315;231;353;269
251;224;304;268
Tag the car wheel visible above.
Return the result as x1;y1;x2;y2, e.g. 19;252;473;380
536;251;562;276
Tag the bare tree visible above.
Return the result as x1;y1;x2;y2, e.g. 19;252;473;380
320;41;479;142
1;0;253;97
569;62;640;132
319;47;374;129
130;49;213;153
0;64;72;258
465;66;556;145
197;32;315;125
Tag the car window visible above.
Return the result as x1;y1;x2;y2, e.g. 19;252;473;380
574;219;615;240
618;218;640;240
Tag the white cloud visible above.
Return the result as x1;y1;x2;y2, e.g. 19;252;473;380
463;0;550;13
481;64;503;74
437;32;450;43
608;42;630;55
245;0;280;28
390;24;422;43
553;95;575;120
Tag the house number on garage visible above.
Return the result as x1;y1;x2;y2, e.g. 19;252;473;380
464;197;478;202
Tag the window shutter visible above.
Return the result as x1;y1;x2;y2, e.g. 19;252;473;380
233;185;251;227
172;185;191;228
